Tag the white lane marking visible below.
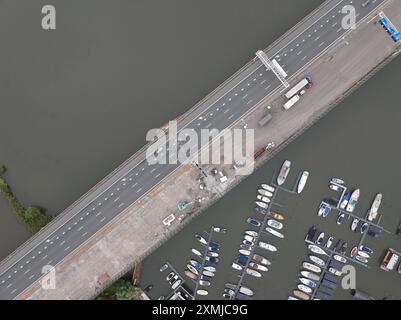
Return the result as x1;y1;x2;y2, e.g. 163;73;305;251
136;188;143;194
60;241;66;246
113;197;120;203
301;56;307;61
131;183;138;188
223;109;230;114
64;246;71;252
318;41;326;47
100;217;106;223
95;211;102;217
82;232;88;237
6;284;12;289
10;289;16;294
118;203;125;208
228;114;235;120
29;274;35;280
155;173;161;179
77;226;84;232
247;100;253;105
242;94;248;100
150;168;157;174
24;269;31;275
260;80;266;85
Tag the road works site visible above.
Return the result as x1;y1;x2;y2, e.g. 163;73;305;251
10;0;401;299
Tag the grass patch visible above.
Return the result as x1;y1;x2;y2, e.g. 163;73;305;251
0;165;53;233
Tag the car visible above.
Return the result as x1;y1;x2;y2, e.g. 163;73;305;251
299;89;306;96
337;213;346;225
218;171;228;183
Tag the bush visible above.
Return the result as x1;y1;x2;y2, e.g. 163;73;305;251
96;279;136;300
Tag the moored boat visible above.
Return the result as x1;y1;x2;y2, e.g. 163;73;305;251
202;270;215;277
190;259;202;270
308;244;328;256
191;248;202;257
297;171;310;194
204;266;216;273
185;270;198;280
257;195;271;203
247;218;262;227
350;246;358;258
249;262;268;272
355;255;369;264
340;193;351;210
195;234;207;245
293;290;310;300
252;254;271;266
267;219;283;230
245;230;258;237
300;270;320;282
239;249;251;256
331;177;345;185
232;262;243;271
265;227;284;239
197;289;208;296
277;160;291;186
207;251;219;258
258;189;273;197
367;193;382;222
351;218;359;232
298;284;313;294
309;255;325;267
258;241;277;252
255;201;269;209
357;251;370;259
346;189;360;213
261;184;275;193
299;277;317;289
187;264;199;275
302;262;322;274
267;211;285;220
333;255;347;264
246;268;262;278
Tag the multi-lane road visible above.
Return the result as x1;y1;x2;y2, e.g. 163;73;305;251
0;0;386;299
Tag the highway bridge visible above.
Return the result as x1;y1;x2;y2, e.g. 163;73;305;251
0;0;388;299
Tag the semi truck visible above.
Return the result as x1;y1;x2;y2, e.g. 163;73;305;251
285;75;312;99
283;94;300;110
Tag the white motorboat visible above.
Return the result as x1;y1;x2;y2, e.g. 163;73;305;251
261;184;275;193
265;227;284;239
258;241;277;252
255;201;269;209
308;244;328;256
267;219;283;230
346;189;360;213
257;195;271;203
309;255;325;267
258;189;273;197
367;193;382;222
302;262;322;274
277;160;291;186
297;171;310;194
246;268;262;278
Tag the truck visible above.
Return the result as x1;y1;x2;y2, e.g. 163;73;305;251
285;75;312;99
283;94;300;110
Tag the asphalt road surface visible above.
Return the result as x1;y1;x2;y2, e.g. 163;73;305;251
0;0;386;299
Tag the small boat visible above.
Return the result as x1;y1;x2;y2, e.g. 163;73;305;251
195;234;207;245
265;227;284;239
325;236;334;249
355;255;369;264
255;201;269;209
172;279;182;290
199;280;211;287
252;254;271;266
258;189;273;198
208;241;220;250
185;270;198;280
222;293;232;299
302;262;322;274
232;262;243;271
277;160;291;186
202;270;215;277
197;290;209;296
288;296;299;300
367;193;382;222
331;178;345;185
244;235;256;242
247;218;262;227
207;251;219;258
309;255;325;267
249;262;268;272
333;255;347;264
318;202;331;218
299;277;317;289
245;230;258;237
254;206;267;215
328;267;342;276
192;248;202;257
190;259;202;270
359;245;374;255
300;271;320;282
316;232;325;245
225;283;237;290
346;189;360;213
267;219;283;230
298;284;313;294
243;240;254;246
205;256;219;263
239;249;251;256
357;251;370;259
337;213;345;225
308;244;328;256
212;226;227;233
339;241;348;255
261;184;275;193
340;193;351;210
329;183;342;192
350;246;358;258
204;266;216;273
351;218;359;232
239;286;254;297
240;244;253;251
159;263;168;272
257;195;271;203
258;241;277;252
297;171;310;194
267;211;285;220
360;222;369;234
246;268;262;278
187;264;199;275
293;290;310;300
